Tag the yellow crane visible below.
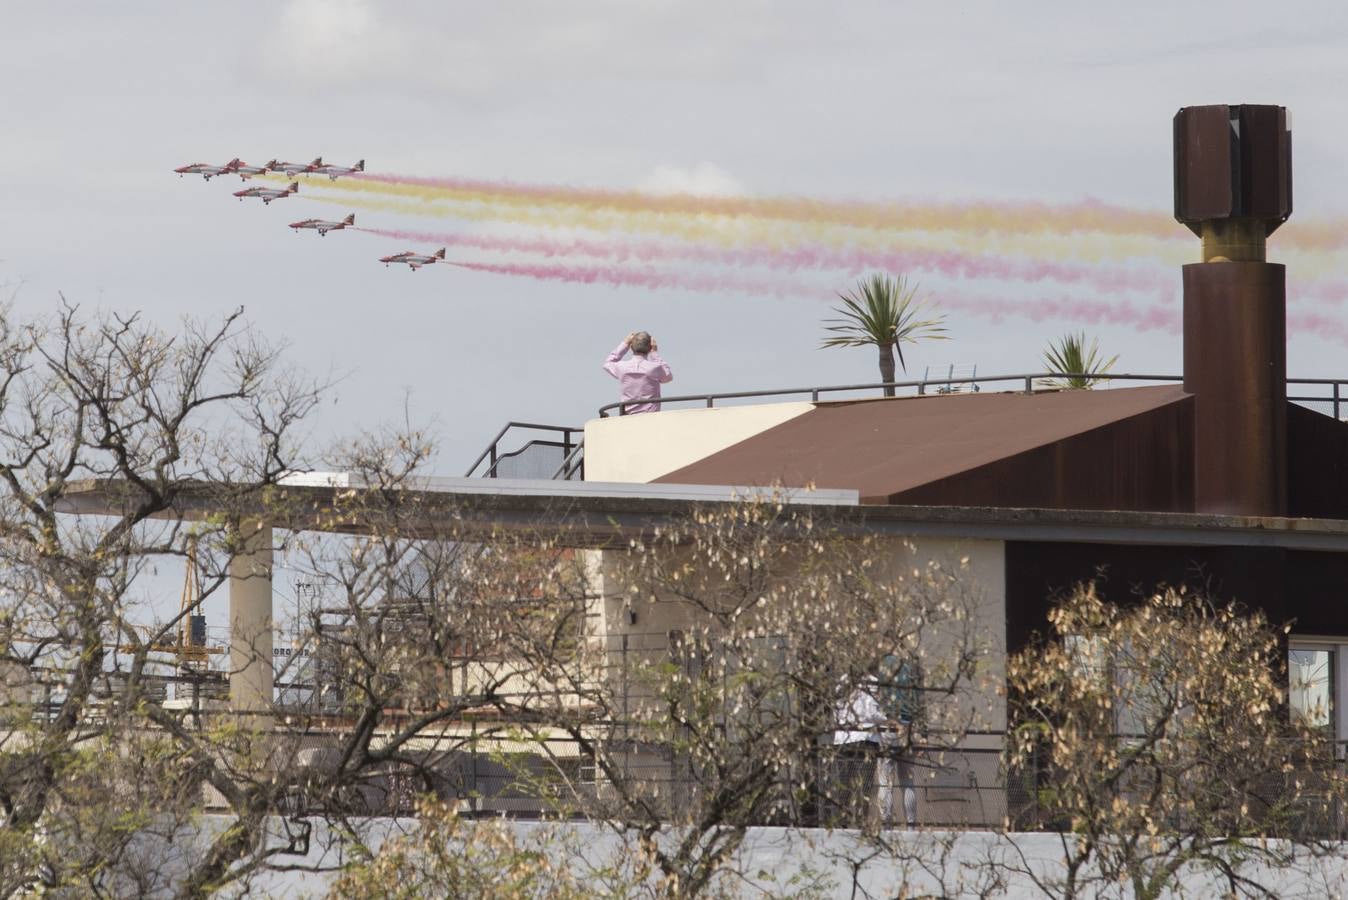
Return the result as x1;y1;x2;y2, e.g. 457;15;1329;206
145;538;225;669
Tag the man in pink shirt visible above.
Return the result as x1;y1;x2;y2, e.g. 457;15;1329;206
603;331;674;414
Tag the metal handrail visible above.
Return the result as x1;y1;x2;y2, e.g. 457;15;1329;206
598;373;1348;420
552;438;585;481
483;439;572;478
464;422;582;478
597;373;1182;417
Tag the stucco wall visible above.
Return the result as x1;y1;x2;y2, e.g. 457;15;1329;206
585;535;1008;825
583;402;814;484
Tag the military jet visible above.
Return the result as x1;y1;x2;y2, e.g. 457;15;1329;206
315;159;365;181
289;213;355;236
269;157;323;179
233;159;277;180
233;182;298;205
379;247;447;271
174;158;240;180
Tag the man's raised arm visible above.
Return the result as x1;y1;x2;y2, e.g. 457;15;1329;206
603;334;633;378
648;338;673;383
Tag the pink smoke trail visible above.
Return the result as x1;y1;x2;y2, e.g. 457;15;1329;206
448;260;1187;333
360;227;1175;299
447;261;826;299
937;291;1179;333
1288;311;1348;346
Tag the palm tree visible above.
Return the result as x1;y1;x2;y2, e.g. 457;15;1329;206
820;273;947;397
1042;331;1119;389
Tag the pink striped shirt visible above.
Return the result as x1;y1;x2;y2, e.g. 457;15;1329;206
603;341;674;414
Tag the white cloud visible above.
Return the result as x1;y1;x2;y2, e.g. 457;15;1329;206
258;0;492;94
638;162;746;197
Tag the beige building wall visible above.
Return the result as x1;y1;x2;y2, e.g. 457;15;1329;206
584;535;1008;825
583;402;814;483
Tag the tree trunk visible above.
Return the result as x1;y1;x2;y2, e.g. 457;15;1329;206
878;342;897;397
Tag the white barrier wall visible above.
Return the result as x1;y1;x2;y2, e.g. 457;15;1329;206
583;402;814;483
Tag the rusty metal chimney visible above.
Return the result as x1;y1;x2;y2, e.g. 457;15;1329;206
1174;104;1291;516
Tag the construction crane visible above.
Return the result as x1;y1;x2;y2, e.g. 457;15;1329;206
145;538;225;669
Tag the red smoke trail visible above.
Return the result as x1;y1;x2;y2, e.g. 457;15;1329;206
1288;311;1348;346
360;226;1348;309
937;291;1178;332
359;227;1175;299
447;261;825;299
448;259;1186;333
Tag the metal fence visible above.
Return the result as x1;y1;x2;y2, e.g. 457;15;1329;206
595;372;1348;419
464;422;583;479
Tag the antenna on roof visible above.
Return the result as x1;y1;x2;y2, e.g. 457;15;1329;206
920;363;979;395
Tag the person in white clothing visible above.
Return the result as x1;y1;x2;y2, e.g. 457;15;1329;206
834;676;917;829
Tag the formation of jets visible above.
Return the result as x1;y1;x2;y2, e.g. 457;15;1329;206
172;157;364;181
174;156;452;269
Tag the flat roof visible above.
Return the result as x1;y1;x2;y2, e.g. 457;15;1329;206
276;472;859;506
55;476;1348;552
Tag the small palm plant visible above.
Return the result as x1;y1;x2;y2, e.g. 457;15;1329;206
820;273;947;397
1042;332;1119;389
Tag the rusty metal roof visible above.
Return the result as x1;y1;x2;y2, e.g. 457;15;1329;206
654;385;1193;506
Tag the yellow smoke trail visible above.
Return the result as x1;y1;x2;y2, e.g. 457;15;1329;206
286;183;1343;288
285;172;1184;242
297;185;1199;268
285;173;1348;253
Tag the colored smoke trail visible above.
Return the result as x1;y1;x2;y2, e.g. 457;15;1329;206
347;172;1184;242
361;226;1176;298
447;261;828;299
1288;310;1348;346
300;183;1196;267
285;177;1348;322
322;170;1348;253
357;224;1348;309
449;260;1187;333
939;291;1177;333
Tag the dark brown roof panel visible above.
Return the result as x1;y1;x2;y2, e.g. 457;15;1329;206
654;385;1194;509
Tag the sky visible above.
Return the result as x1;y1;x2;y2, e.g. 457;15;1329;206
5;0;1348;482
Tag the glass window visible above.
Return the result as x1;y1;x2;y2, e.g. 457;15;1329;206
1289;647;1335;732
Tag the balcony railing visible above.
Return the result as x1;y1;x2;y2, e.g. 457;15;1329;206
464;422;584;480
597;373;1348;419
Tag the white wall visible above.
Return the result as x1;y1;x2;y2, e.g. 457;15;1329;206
583;402;814;483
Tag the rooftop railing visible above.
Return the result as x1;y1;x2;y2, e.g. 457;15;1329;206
464;422;584;479
597;373;1348;420
463;375;1348;485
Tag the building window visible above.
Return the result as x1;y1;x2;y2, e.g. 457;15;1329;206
1289;644;1336;734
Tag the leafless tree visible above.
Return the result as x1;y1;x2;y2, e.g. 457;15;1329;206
0;301;1001;898
489;497;992;897
0;301;320;895
996;584;1348;900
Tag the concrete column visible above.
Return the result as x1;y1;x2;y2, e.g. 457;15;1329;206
1182;262;1287;516
229;522;274;715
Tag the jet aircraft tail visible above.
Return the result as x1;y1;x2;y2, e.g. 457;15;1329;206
434;248;446;259
288;182;299;194
355;159;365;171
343;214;356;225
